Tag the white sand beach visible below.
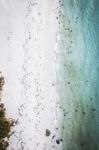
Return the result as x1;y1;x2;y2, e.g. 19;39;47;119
0;0;62;150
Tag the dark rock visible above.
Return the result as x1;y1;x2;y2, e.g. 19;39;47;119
56;139;60;144
45;129;51;136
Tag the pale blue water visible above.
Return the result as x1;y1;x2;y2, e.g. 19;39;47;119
57;0;99;149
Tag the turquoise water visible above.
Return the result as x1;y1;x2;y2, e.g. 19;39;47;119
57;0;99;149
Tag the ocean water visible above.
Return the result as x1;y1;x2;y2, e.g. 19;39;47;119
57;0;99;149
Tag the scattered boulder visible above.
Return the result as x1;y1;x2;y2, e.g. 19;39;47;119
45;129;51;136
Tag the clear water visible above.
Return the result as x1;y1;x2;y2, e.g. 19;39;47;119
57;0;99;149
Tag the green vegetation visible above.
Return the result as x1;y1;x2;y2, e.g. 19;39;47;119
0;75;14;150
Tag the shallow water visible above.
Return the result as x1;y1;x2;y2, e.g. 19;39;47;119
57;0;99;149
